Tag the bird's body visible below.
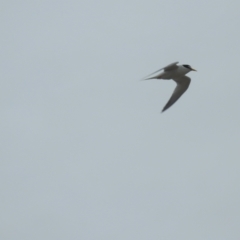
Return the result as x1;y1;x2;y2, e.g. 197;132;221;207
149;65;191;80
144;62;196;112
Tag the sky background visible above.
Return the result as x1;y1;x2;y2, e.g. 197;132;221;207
1;0;240;239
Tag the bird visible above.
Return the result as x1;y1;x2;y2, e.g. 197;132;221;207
143;62;197;112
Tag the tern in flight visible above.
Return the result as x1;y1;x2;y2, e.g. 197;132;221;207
144;62;197;112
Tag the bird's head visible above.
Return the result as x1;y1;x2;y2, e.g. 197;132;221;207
183;64;197;71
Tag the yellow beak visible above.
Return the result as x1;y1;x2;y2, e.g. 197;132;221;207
191;68;197;71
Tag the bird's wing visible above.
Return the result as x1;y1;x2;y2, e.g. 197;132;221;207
143;62;179;79
162;76;191;112
162;61;179;71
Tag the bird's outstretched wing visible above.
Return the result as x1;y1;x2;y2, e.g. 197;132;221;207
162;76;191;112
162;61;179;71
143;62;179;80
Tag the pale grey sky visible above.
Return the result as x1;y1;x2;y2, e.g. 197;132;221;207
1;0;240;239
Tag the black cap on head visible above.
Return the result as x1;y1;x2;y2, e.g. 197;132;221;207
183;64;191;70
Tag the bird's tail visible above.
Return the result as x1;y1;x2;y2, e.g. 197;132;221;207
145;76;157;80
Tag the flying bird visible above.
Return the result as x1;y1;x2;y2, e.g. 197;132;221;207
144;62;197;112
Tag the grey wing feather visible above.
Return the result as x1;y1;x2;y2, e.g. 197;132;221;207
143;61;179;79
162;61;179;71
162;76;191;112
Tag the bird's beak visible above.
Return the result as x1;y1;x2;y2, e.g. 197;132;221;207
191;68;197;71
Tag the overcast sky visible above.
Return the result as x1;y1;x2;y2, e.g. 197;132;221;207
1;0;240;239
